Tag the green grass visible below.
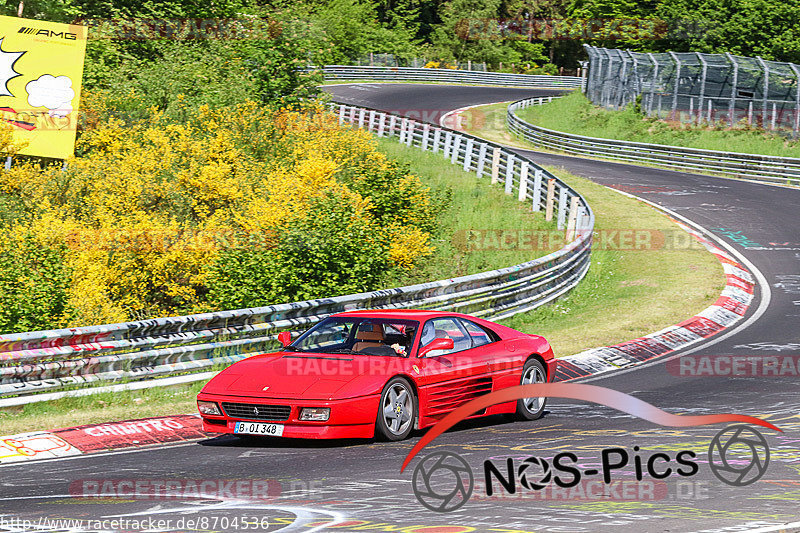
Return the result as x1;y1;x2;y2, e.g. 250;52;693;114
499;167;724;357
377;137;558;287
453;96;726;356
456;101;533;150
379;133;724;358
0;381;206;436
516;91;800;158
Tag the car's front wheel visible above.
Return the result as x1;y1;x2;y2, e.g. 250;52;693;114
516;358;547;420
376;377;416;441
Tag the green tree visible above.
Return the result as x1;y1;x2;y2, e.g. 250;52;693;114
654;0;800;61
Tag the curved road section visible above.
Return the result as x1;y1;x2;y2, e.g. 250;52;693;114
0;83;798;533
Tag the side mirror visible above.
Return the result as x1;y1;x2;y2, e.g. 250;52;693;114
277;331;292;347
419;337;454;357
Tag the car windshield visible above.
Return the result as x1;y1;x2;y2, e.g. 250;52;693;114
286;317;419;357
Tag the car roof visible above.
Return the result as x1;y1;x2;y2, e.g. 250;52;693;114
331;309;478;321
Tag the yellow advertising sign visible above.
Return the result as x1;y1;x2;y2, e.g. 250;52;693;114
0;15;87;159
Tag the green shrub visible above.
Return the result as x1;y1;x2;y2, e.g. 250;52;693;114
0;233;73;333
206;188;389;308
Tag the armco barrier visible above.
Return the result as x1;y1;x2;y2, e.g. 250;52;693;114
0;104;594;404
507;96;800;186
314;65;585;89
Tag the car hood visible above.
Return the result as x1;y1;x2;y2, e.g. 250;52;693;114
202;352;403;400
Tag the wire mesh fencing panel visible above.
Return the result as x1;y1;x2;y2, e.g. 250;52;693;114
584;45;800;136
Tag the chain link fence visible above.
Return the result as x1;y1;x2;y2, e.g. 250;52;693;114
584;45;800;136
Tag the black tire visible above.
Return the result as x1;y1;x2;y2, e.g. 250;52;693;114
375;377;417;441
515;358;547;421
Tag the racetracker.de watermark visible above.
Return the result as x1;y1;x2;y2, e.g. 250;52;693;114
455;228;707;251
66;478;323;501
667;354;800;377
75;17;282;40
455;17;715;41
472;478;712;502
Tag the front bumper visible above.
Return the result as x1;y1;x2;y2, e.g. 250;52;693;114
197;392;380;440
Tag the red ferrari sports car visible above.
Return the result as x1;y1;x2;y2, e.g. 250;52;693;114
197;309;556;441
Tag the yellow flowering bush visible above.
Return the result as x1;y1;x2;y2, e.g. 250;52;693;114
0;102;439;332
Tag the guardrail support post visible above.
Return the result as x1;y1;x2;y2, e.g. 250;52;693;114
368;110;375;132
433;128;442;153
477;143;487;177
422;124;430;150
557;189;568;229
532;169;543;211
407;120;415;146
463;138;474;171
490;148;501;184
349;107;356;124
443;131;453;158
518;162;529;201
504;155;515;195
545;178;555;220
576;208;590;241
388;115;397;137
377;113;386;137
358;108;365;128
399;118;407;143
566;196;580;240
338;105;346;125
451;134;461;163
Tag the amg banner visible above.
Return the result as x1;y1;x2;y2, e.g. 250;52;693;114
0;15;87;159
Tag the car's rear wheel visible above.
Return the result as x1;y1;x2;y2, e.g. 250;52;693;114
516;358;547;420
376;377;416;441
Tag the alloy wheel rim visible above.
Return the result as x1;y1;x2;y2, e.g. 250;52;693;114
383;383;413;435
521;365;545;413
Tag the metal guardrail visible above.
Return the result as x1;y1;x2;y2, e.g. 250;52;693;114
314;65;585;89
507;96;800;186
0;104;594;403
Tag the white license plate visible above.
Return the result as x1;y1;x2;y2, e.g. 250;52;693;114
234;421;284;436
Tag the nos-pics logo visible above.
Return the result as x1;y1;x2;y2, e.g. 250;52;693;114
411;424;770;512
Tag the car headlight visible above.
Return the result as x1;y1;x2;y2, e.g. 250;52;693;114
198;401;222;416
299;407;330;421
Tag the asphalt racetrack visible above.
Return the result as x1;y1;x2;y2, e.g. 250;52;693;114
1;84;799;533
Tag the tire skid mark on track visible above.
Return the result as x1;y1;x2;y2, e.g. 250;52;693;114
556;217;755;382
